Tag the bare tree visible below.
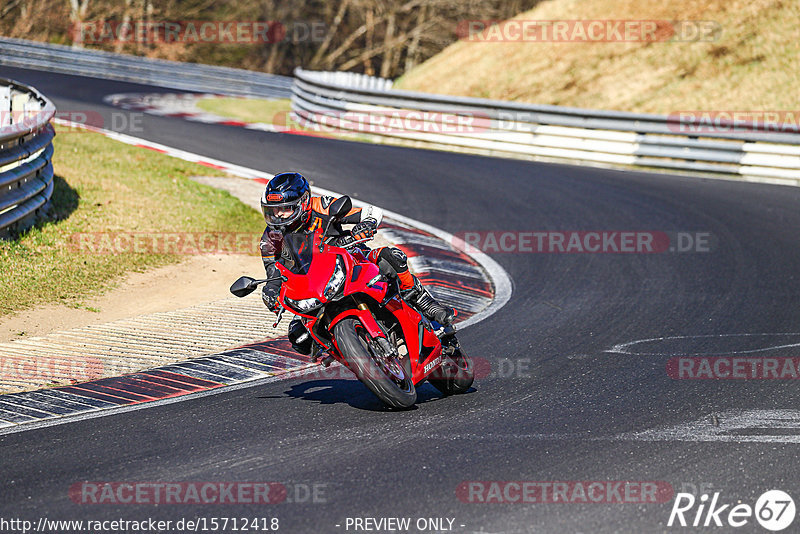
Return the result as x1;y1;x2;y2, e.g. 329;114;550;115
0;0;544;78
404;3;427;72
68;0;91;46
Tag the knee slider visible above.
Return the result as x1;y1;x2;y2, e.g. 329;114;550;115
379;247;408;271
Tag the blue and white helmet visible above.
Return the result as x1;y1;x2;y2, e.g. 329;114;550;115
261;172;311;232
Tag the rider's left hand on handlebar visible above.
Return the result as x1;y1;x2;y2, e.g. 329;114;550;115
261;284;280;312
351;218;377;242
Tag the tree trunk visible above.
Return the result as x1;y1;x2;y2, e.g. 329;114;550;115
115;0;134;53
309;0;350;69
404;3;426;73
364;5;374;75
68;0;92;47
379;10;396;78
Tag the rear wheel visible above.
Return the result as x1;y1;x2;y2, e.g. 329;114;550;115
334;318;417;409
427;342;474;396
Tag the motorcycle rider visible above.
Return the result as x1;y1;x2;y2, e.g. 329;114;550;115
259;172;455;353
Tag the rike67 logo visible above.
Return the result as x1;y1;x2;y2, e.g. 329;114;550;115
668;490;795;531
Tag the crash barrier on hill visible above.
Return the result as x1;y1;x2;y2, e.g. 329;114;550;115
292;68;800;184
0;37;292;99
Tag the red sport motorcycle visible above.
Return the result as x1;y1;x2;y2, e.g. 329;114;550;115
230;195;473;408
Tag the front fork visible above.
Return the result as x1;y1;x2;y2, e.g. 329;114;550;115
328;300;403;365
329;301;387;340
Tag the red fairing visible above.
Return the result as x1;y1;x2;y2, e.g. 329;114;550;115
276;241;336;309
329;306;385;339
276;239;385;314
274;231;445;386
339;249;384;303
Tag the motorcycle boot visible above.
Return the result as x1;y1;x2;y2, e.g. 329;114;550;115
401;275;456;326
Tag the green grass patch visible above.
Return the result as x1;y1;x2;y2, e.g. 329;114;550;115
196;97;292;124
197;97;378;144
0;125;264;317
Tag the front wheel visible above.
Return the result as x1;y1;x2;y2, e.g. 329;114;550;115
427;342;474;396
334;318;417;409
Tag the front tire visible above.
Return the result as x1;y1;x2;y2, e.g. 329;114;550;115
334;318;417;409
427;342;474;396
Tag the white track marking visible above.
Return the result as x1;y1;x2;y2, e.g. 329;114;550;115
614;409;800;444
0;366;318;437
607;333;800;356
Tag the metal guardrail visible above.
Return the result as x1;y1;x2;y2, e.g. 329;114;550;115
0;78;56;238
0;37;293;99
292;68;800;182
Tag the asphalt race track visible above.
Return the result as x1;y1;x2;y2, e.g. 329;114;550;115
2;66;800;533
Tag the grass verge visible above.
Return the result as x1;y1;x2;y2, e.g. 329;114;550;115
195;97;392;145
0;125;264;318
196;97;292;124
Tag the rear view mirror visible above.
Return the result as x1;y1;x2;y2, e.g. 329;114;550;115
330;195;352;220
230;276;258;297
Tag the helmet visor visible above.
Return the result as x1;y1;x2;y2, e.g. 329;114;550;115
262;192;309;229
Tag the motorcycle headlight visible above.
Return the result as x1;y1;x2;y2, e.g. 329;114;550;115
324;256;347;300
285;297;322;313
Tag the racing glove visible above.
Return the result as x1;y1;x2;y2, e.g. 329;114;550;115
261;283;280;312
351;218;378;242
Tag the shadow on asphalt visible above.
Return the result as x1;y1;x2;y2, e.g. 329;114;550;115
257;379;475;411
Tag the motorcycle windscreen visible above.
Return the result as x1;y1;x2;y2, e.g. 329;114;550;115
278;232;315;275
